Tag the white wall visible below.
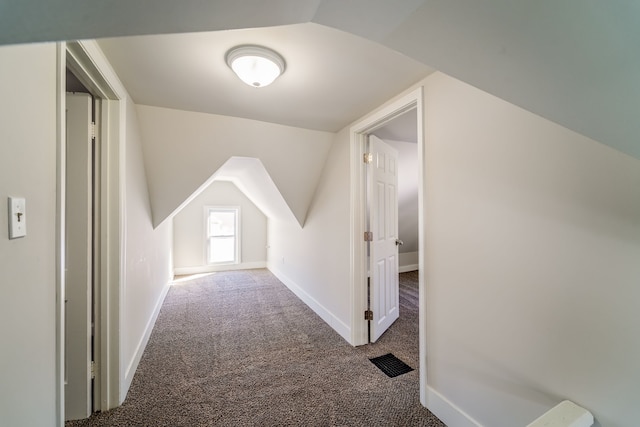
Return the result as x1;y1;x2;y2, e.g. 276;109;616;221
136;105;334;227
398;251;419;273
386;139;419;254
0;41;174;424
0;43;58;426
267;128;352;341
422;72;640;427
122;97;174;395
173;180;267;274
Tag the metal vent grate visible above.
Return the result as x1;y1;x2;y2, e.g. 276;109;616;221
369;353;414;378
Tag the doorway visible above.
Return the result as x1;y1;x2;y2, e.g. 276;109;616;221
371;110;421;276
368;109;421;344
350;87;427;404
56;40;126;426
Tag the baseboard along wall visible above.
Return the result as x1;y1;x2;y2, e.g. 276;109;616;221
122;281;171;402
399;264;419;273
267;263;352;344
426;386;483;427
173;261;267;276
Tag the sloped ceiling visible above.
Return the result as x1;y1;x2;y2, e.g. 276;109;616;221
98;23;432;133
2;1;638;160
379;1;640;160
0;0;323;43
135;104;335;227
373;110;418;143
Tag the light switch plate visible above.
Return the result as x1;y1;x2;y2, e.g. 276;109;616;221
8;197;26;239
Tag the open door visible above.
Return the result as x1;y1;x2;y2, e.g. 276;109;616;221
368;135;400;342
65;92;93;420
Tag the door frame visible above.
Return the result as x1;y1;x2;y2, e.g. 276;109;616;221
56;40;127;426
349;86;427;403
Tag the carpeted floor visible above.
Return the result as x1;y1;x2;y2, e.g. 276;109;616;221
67;269;445;426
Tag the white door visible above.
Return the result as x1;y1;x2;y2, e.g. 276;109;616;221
65;93;93;420
368;135;400;342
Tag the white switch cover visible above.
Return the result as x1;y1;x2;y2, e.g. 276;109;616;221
8;197;26;239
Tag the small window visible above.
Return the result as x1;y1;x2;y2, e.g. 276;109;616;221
206;207;240;264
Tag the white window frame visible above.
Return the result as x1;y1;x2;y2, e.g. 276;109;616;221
204;206;240;265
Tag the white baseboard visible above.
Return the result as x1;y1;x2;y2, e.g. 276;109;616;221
122;281;170;401
426;386;483;427
399;251;419;272
268;263;351;343
174;261;267;276
399;264;419;273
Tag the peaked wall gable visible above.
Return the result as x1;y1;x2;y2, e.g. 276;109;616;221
135;105;334;228
214;157;299;224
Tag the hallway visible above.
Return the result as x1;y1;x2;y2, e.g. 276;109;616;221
68;269;443;426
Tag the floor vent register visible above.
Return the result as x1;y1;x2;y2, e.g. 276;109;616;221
369;353;414;378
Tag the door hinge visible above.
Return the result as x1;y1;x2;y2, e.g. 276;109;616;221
364;310;373;321
90;360;95;379
90;122;96;140
363;152;373;164
364;231;373;242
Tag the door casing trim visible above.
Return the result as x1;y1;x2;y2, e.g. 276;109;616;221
349;86;427;404
56;39;127;426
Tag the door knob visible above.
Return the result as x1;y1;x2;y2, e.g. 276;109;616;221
395;239;403;246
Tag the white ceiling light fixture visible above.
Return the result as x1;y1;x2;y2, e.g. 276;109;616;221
225;45;286;88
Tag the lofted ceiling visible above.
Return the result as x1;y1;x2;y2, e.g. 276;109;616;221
98;23;433;132
2;1;639;159
373;109;418;143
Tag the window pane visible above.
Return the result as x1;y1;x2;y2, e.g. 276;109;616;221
208;211;236;237
208;236;235;263
206;208;239;264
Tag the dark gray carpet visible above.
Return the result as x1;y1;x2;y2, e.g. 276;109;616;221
67;269;445;426
399;270;420;312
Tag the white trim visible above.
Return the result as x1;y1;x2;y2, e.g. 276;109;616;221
116;95;128;406
416;87;427;406
349;127;368;346
107;96;125;408
174;261;267;276
526;401;593;427
71;39;128;409
268;264;351;343
399;250;419;272
55;42;66;427
57;39;128;417
399;264;419;273
426;386;483;427
349;87;427;396
123;282;170;393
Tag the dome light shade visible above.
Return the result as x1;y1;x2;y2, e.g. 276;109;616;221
225;45;286;88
